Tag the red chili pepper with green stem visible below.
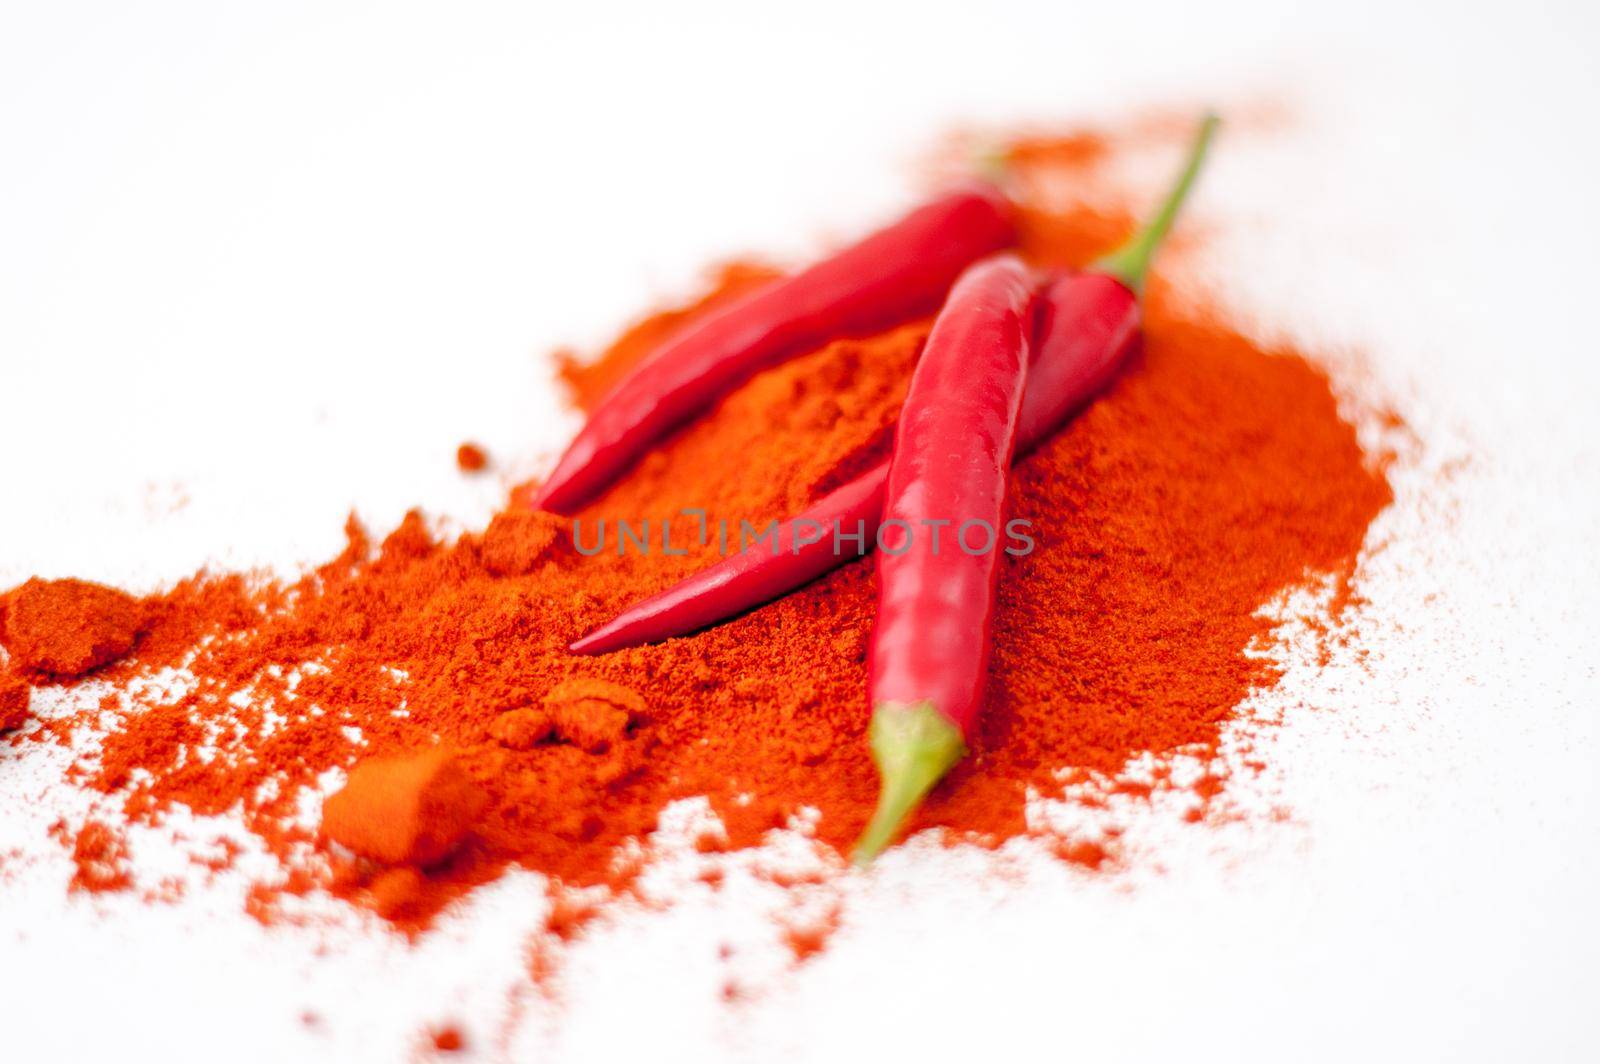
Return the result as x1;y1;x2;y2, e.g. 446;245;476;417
531;184;1016;514
570;115;1218;663
855;113;1219;863
856;250;1035;863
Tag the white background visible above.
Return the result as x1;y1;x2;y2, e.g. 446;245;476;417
2;2;1598;1061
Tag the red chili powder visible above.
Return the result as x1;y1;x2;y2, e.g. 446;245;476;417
55;819;134;893
455;443;489;473
2;578;145;678
4;127;1393;958
321;749;489;866
429;1025;465;1053
0;672;31;732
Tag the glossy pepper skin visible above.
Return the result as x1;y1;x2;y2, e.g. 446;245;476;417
531;183;1016;514
851;253;1037;863
568;270;1137;657
569;470;887;654
865;253;1034;735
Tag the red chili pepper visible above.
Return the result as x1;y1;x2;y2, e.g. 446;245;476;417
530;184;1017;514
854;114;1219;863
854;251;1036;862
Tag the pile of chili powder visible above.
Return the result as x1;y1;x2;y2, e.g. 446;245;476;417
0;125;1393;950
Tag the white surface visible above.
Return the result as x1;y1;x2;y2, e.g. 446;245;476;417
2;1;1598;1061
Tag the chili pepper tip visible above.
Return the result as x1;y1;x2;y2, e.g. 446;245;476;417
568;624;620;656
851;701;967;866
971;143;1011;186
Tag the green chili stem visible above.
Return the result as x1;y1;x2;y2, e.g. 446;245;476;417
1093;112;1220;294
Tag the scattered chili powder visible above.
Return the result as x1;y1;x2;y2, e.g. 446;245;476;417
429;1025;465;1053
455;442;489;473
0;672;31;732
780;900;844;963
1;577;145;677
65;820;133;893
8;126;1393;965
480;509;564;577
